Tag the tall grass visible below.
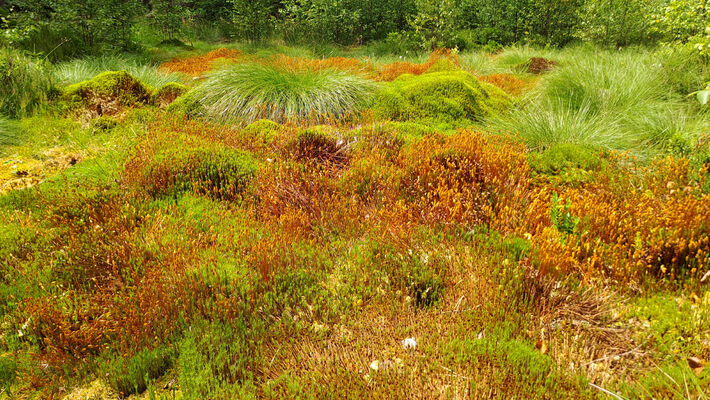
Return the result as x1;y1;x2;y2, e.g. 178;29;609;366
54;55;183;88
0;117;22;154
491;49;710;153
0;48;55;119
190;62;377;125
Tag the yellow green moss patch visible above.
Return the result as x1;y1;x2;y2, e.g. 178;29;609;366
63;70;153;116
373;70;511;124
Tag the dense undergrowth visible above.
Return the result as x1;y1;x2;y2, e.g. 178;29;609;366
1;43;710;400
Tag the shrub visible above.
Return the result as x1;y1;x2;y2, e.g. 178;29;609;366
410;0;461;50
232;0;276;42
189;62;377;125
373;70;510;123
140;133;259;201
0;47;55;118
63;70;153;115
289;127;347;166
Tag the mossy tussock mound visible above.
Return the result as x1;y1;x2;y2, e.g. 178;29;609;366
63;70;153;116
151;82;189;108
373;70;511;124
139;134;259;201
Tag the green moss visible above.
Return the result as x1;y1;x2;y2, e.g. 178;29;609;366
240;119;281;146
165;89;203;118
101;345;175;396
143;135;259;201
151;82;189;107
90;115;117;132
425;58;460;73
529;143;608;187
373;71;511;124
63;70;152;111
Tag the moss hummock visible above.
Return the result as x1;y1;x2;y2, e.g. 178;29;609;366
373;70;511;124
63;70;152;115
151;82;189;108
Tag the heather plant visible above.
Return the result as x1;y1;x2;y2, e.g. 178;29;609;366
188;62;377;125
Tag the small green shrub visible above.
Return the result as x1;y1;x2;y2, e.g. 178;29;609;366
63;70;153;112
0;47;55;118
188;62;377;125
151;82;189;107
550;193;579;235
102;345;175;396
373;70;510;124
143;135;259;201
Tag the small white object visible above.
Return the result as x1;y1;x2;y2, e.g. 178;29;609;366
402;337;417;350
369;360;380;371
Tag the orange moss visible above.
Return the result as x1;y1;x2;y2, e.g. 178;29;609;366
376;49;461;81
478;73;535;97
268;54;375;76
159;48;242;76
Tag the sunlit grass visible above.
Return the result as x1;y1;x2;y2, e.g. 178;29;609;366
54;55;183;88
190;62;377;125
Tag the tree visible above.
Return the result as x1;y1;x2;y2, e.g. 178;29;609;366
231;0;277;42
410;0;461;50
150;0;191;41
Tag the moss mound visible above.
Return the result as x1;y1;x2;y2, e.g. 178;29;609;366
529;143;608;186
143;135;259;201
425;58;460;73
152;82;188;108
289;127;346;165
63;70;152;115
373;71;511;124
241;119;281;146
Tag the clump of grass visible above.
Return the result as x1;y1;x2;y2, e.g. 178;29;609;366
0;47;55;118
54;55;182;88
492;49;710;153
188;62;377;125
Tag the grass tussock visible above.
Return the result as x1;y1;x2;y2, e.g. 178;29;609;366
492;50;710;153
188;62;377;125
